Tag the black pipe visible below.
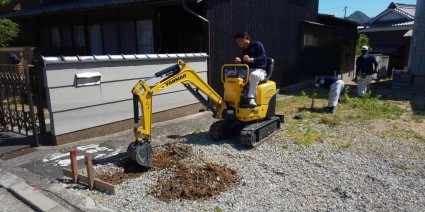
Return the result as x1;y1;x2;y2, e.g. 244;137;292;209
184;84;217;115
154;64;180;77
133;94;139;124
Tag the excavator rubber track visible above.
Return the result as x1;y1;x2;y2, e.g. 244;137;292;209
209;120;244;141
240;116;282;148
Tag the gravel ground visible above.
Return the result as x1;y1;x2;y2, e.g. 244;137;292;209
61;115;425;212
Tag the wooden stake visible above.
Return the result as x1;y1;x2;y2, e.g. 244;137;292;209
70;149;78;184
311;75;318;109
62;169;116;194
85;154;94;190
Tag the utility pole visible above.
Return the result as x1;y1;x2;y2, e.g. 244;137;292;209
343;6;348;19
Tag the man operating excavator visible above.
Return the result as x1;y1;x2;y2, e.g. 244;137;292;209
234;31;267;107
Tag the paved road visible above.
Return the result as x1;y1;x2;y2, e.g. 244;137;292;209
0;186;34;212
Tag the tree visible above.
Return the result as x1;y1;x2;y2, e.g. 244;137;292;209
0;0;12;5
356;34;371;55
0;0;19;47
0;19;19;47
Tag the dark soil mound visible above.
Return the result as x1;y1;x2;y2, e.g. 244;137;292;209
96;144;240;201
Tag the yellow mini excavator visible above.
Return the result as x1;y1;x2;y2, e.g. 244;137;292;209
128;59;283;166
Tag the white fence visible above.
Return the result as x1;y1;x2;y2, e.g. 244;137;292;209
42;53;208;136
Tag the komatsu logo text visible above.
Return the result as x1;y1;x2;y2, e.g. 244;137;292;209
165;74;186;86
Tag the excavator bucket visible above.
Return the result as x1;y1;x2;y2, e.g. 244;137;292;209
127;141;152;167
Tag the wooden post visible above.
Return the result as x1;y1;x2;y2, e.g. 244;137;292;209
311;75;318;109
70;149;78;184
23;47;39;147
340;69;343;80
85;154;94;190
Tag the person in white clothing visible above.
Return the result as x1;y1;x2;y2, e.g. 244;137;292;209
315;76;345;113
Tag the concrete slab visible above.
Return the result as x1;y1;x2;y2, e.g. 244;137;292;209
0;170;23;188
10;182;60;212
0;187;34;212
47;205;71;212
1;169;69;212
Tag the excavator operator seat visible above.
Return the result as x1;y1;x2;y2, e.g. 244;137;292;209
262;58;274;82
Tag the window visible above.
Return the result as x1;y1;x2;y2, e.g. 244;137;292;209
50;27;61;47
102;22;118;54
119;21;136;54
136;20;154;54
62;26;72;47
73;25;85;47
303;34;319;47
89;24;103;55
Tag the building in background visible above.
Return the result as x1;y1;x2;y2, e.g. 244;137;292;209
360;2;416;72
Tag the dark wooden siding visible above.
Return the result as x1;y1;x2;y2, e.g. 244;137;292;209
206;0;318;94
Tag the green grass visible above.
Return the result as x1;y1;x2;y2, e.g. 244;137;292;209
275;89;411;150
193;127;207;134
277;90;405;123
340;91;405;121
411;114;425;123
282;123;324;147
214;206;223;212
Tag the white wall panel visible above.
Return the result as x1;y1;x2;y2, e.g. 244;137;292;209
43;54;208;135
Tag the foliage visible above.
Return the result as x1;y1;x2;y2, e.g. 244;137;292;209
0;18;19;47
0;0;12;6
342;91;405;121
356;34;371;55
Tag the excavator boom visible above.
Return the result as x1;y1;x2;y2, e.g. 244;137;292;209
128;60;231;166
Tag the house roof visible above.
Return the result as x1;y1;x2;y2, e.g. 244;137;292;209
368;2;416;26
390;2;416;18
0;0;201;19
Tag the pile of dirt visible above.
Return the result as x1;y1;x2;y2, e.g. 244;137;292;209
150;144;193;169
156;162;240;202
95;144;240;201
95;159;149;185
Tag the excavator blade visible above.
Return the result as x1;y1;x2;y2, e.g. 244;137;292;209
127;141;152;167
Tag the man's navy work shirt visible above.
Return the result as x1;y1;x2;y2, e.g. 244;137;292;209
242;41;267;70
356;53;378;75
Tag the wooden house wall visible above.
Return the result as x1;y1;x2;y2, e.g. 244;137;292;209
205;0;318;93
316;17;359;79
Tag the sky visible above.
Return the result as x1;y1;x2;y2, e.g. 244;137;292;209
319;0;417;18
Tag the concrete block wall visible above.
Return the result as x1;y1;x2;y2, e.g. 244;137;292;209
42;53;208;142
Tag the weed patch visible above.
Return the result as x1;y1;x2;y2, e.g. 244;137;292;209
319;116;342;126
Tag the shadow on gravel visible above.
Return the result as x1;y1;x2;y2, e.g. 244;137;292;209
178;132;253;151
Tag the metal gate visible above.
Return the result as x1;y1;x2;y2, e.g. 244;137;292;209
0;47;46;146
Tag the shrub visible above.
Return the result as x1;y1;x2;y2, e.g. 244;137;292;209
0;18;19;47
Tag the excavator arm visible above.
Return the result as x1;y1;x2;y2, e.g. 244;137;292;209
132;59;226;142
128;60;228;166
